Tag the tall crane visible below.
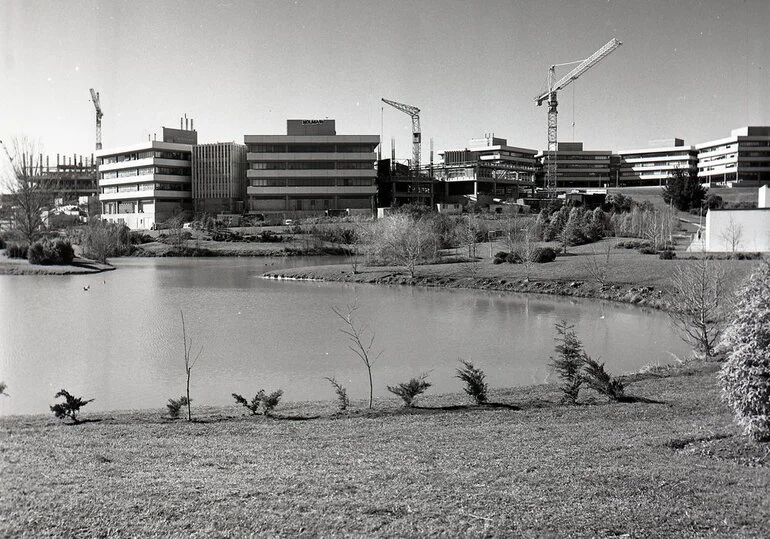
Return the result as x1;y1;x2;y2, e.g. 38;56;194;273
89;88;103;150
381;98;421;176
535;38;622;194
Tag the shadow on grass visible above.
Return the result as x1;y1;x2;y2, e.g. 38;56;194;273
617;395;667;404
271;414;322;421
66;418;104;426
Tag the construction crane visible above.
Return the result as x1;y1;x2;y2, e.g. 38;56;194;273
535;38;622;194
381;98;421;176
89;88;103;151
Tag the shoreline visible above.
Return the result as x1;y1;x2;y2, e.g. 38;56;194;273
0;256;116;275
263;263;671;310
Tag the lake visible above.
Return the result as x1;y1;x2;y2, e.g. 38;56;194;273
0;257;689;416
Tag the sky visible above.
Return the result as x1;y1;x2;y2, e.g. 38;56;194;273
1;0;769;166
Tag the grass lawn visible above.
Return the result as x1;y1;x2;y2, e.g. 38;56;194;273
2;363;769;537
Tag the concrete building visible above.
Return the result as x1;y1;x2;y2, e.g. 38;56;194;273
244;120;379;217
97;125;197;229
696;126;770;187
705;185;770;252
536;142;612;189
435;135;537;204
616;138;698;187
191;142;247;215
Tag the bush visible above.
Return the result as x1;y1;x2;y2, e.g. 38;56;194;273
27;238;74;265
456;360;488;404
0;236;4;250
50;389;93;423
324;377;349;412
166;396;190;419
0;381;8;396
6;242;28;259
581;355;626;401
387;374;431;407
638;246;657;255
531;247;557;263
549;321;584;404
719;263;770;441
232;389;283;416
493;251;521;264
659;250;676;260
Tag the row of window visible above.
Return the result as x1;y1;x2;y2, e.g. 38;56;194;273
247;144;376;154
101;166;190;179
101;182;190;194
250;161;374;170
250;178;373;187
101;150;189;164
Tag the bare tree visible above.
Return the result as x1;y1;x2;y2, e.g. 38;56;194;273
379;214;436;278
332;302;382;409
667;259;733;357
580;239;615;289
1;137;52;243
719;215;743;254
180;310;203;421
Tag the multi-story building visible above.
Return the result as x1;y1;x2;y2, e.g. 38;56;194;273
696;126;770;186
536;142;612;189
616;138;698;187
435;135;537;203
96;126;197;229
244;120;379;217
191;142;247;215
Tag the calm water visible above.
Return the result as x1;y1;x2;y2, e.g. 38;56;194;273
0;257;688;416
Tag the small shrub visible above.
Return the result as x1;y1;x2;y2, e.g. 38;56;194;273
6;243;28;259
324;377;349;411
0;381;8;396
638;246;657;255
456;360;488;404
232;389;283;416
659;250;676;260
493;251;521;264
581;354;625;401
0;236;5;249
387;374;431;407
549;321;584;404
50;389;93;423
531;247;557;263
166;396;190;419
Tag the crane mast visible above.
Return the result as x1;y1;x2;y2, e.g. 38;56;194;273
89;88;103;151
381;98;421;176
535;38;622;194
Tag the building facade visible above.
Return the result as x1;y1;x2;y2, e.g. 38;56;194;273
705;186;770;252
696;126;770;187
244;120;379;217
96;126;197;229
191;142;247;215
435;136;537;203
536;142;612;189
616;138;698;187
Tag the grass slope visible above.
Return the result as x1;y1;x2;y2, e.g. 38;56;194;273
2;364;769;537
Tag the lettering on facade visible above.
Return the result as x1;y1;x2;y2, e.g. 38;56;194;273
301;119;325;125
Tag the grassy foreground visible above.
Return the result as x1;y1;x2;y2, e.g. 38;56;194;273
2;363;769;537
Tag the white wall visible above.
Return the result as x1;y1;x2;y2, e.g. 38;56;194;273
705;209;770;252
